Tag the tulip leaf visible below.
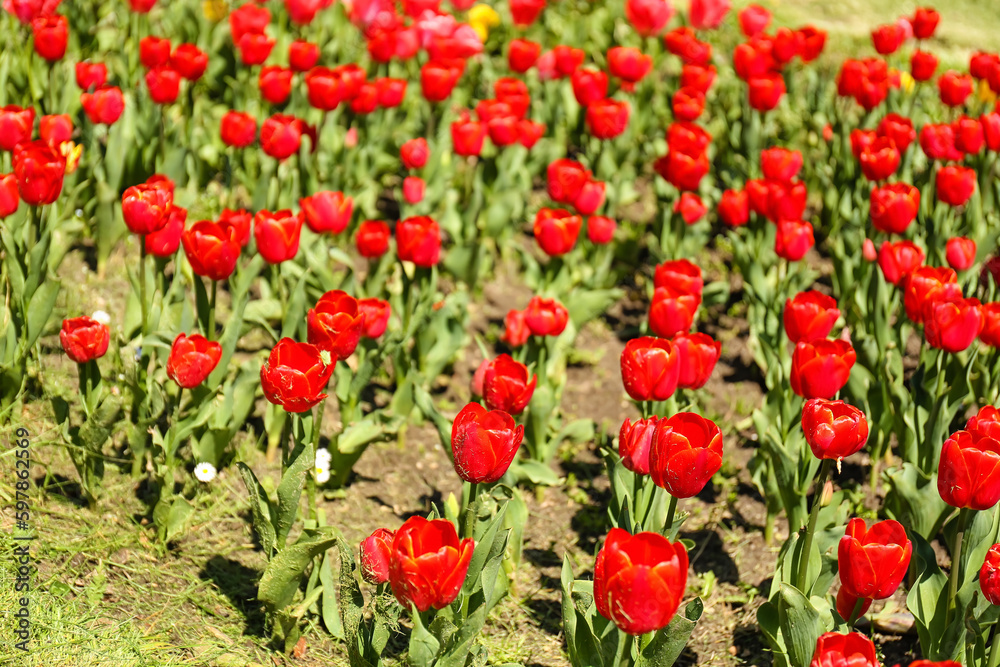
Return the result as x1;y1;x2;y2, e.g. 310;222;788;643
907;530;950;658
776;584;825;667
24;280;60;351
638;597;703;667
152;495;194;546
236;462;276;558
511;459;562;487
882;464;950;541
319;552;343;640
337;539;377;667
257;526;338;614
561;555;603;667
407;606;442;667
275;438;315;549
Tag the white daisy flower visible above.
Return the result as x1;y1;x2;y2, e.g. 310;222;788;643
194;462;217;482
315;467;330;484
316;448;332;466
92;310;111;325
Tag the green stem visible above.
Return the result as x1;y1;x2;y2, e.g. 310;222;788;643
796;459;833;592
207;279;218;340
945;508;971;630
613;630;634;667
663;493;678;538
846;596;865;627
139;240;148;337
463;482;479;539
986;623;1000;667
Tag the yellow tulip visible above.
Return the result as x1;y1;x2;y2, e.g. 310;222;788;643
203;0;228;22
60;141;83;174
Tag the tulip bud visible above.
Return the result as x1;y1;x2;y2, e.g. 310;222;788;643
166;334;222;388
945;237;977;271
254;210;303;264
402;176;425;204
533;208;582;256
60;317;110;363
396;215;441;267
802;399;869;461
620;337;680;402
981;543;1000;605
784;291;840;343
619;416;658;475
451;402;524;484
809;632;878;667
501;309;530;347
356;220;391;258
360;528;394;585
307;290;364;360
523;296;568;337
790;339;856;399
300;191;353;235
358;298;391;339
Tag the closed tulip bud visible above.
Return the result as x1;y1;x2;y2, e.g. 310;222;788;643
32;15;67;61
307;290;364;360
171;44;207;80
862;239;877;262
237;32;275;66
219;111;257;149
260;114;302;160
653;150;710;192
359;528;394;585
574;178;607;215
260;338;333;413
672;332;720;389
871;24;903;55
0;106;34;152
946;237;977;272
650;412;723;498
450;402;523;484
402;176;425;204
39;114;72;146
620;336;680;402
981;544;1000;605
482;354;536;415
75;62;107;91
608;47;652;90
594;529;688;635
878;240;924;285
524;296;568;337
501;309;531;348
802;399;869;461
376;78;407;108
356;220;391;258
166;334;222;388
980;303;1000;347
140;36;171;69
13;140;64;206
60;317;110;363
218;208;252;247
145;66;180;104
258;66;292;104
586;99;630;139
303;67;342;111
784;291;840;343
508;38;541;72
533;208;582;256
903;266;960;322
121;183;170;235
858;137;900;181
451;116;486;157
389;516;474;612
790;339;856;399
145;204;186;257
761;147;803;183
586;215;616;244
650;287;699;339
775;219;815;262
396;215;440;267
571;68;608;107
81;86;125;125
254;209;302;264
625;0;672;35
939;429;1000;510
619;416;659;475
182;220;241;280
718;189;749;227
810;632;879;667
910;6;939;38
680;64;716;94
288;40;319;72
983;112;1000;152
909;50;938;82
358;298;391;338
420;60;462;102
229;3;271;43
870;183;919;234
400;138;429;169
938;70;973;107
300;190;352;235
674;192;706;224
739;4;770;37
954;115;985;154
923;298;983;353
936;165;977;207
838;518;912;604
0;174;19;219
748;73;785;111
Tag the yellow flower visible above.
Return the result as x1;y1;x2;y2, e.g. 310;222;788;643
978;79;997;104
893;69;915;94
60;141;82;174
203;0;227;22
469;4;500;40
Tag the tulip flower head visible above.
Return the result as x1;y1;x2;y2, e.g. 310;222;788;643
620;336;680;402
388;516;474;612
809;632;879;667
166;334;222;388
671;332;721;389
784;291;840;344
360;528;394;585
790;339;856;399
450;402;524;484
619;416;659;475
60;317;110;363
307;290;364;360
259;338;334;413
981;543;1000;605
482;354;537;414
938;429;1000;510
649;412;723;498
838;518;912;604
802;399;869;462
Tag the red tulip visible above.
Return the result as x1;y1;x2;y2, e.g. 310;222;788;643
358;298;391;338
547;159;589;204
260;338;333;413
524;296;568;337
571;68;608;107
402;176;425;204
396;215;440;267
356;220;391;258
936;165;977;207
674;192;706;224
533;208;581;256
5;0;62;25
376;78;407;108
420;60;462;102
31;14;67;61
784;291;840;344
289;40;319;72
980;303;1000;347
664;28;712;66
229;2;271;43
551;46;585;77
838;518;912;602
586;99;629;139
967;407;1000;442
359;528;394;585
451;116;486;157
349;82;378;114
608;47;652;90
870;183;919;235
508;38;541;73
878;240;924;285
301;191;352;235
981;543;1000;605
509;0;544;25
858;137;900;181
451;402;523;484
260;114;302;160
718;189;749;227
761;147;803;183
389;516;474;612
307;290;364;360
218;208;252;247
166;333;222;388
12;140;63;206
285;0;326;24
810;632;879;667
145;204;186;257
910;50;938;82
619;416;659;475
121;183;170;235
688;0;730;30
790;339;856;399
903;266;960;322
672;332;720;389
650;412;723;498
140;35;171;68
670;123;710;158
939;428;1000;510
775;219;815;262
738;4;770;37
171;43;208;80
586;215;616;244
672;87;705;121
220;111;257;148
0;174;19;218
254;209;302;264
871;23;904;55
60;317;110;363
75;62;107;91
923;298;983;353
501;309;530;348
259;66;293;104
128;0;157;11
772;27;802;64
800;27;828;62
237;32;275;66
620;337;679;402
182;220;241;280
304;67;342;111
81;86;125;125
938;71;973;107
650;287;699;339
954;115;985;154
594;528;688;635
920;123;963;161
680;64;716;94
39;114;71;146
748;73;785;111
653;151;709;192
946;237;977;272
145;66;180;104
401;138;429;169
802;399;869;461
625;0;672;36
982;111;1000;152
482;354;536;415
910;7;939;39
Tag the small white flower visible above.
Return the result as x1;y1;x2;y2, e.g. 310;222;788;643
315;467;330;484
92;310;111;325
316;448;332;466
194;462;217;482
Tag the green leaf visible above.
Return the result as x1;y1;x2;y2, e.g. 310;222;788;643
236;463;277;557
257;527;338;614
153;496;194;545
776;584;825;667
638;598;704;667
24;280;60;351
275;438;314;549
510;459;562;486
407;607;442;667
319;552;343;640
